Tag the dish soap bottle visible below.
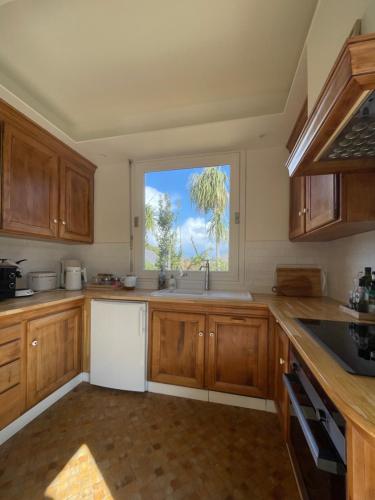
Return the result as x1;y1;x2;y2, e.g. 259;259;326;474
168;274;176;290
369;272;375;314
158;267;166;290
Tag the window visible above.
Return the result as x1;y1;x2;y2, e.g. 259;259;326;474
132;152;242;284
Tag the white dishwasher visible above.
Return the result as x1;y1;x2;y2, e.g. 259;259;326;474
90;300;147;392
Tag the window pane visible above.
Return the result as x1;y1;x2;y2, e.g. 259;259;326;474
144;165;230;272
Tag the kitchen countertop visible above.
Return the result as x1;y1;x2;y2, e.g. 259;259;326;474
0;288;374;442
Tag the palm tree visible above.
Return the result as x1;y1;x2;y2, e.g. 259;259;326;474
145;203;155;235
189;167;229;269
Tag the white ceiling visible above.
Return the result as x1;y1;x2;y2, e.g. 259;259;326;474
0;0;316;141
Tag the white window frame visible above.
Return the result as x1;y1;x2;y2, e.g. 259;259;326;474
131;151;245;288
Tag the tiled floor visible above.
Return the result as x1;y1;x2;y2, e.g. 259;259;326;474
0;384;299;499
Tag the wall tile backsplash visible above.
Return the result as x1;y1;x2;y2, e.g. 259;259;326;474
245;240;329;294
326;231;375;303
1;230;374;301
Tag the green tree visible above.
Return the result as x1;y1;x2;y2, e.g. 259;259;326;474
155;194;181;270
189;167;229;269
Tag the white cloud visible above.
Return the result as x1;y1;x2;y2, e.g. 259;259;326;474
145;186;163;210
178;217;209;248
145;186;180;211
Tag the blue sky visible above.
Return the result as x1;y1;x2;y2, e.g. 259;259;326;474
145;165;230;259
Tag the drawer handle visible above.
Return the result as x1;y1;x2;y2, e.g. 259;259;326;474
198;332;204;337
209;332;214;337
31;339;38;347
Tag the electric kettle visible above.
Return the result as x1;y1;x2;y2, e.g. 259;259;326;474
60;259;87;290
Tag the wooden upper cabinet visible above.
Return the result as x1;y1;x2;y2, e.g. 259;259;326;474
305;174;339;232
289;176;305;239
0;99;96;243
206;315;268;398
150;310;205;388
2;124;59;238
59;159;94;242
27;307;81;408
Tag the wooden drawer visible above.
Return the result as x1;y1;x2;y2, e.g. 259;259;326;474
0;359;21;393
0;339;21;366
0;323;23;345
0;322;25;430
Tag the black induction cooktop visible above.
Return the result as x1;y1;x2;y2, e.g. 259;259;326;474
296;318;375;377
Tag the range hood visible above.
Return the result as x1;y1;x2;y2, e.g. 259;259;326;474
287;33;375;176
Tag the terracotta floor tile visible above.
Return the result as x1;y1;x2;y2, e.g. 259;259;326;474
0;383;298;499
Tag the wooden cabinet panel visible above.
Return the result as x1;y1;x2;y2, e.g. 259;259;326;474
150;310;205;388
274;323;290;438
206;315;268;397
289;176;305;239
0;322;26;430
59;159;94;242
27;307;81;408
305;174;339;232
347;422;375;500
2;124;59;238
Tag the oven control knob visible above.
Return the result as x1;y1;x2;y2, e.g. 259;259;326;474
9;272;16;279
9;282;16;289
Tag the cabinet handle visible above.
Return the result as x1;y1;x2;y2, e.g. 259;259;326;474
61;220;66;225
53;218;58;224
303;208;308;214
209;332;214;337
31;339;38;347
279;357;285;365
198;331;204;337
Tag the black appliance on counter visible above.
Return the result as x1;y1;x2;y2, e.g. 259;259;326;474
296;318;375;377
0;262;17;299
284;347;346;500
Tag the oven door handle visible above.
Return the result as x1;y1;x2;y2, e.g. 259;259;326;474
283;373;345;475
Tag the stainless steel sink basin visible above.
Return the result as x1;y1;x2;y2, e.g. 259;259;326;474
151;289;253;301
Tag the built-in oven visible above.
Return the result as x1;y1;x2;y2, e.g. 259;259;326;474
284;347;346;500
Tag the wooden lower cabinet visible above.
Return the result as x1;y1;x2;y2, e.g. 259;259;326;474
149;305;269;397
27;307;81;408
206;314;268;397
347;422;375;500
150;310;205;388
273;321;290;438
0;321;26;430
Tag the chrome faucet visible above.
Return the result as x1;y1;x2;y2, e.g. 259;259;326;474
200;260;210;291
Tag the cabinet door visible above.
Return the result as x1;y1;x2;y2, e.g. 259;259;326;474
305;174;339;232
59;159;94;242
2;124;59;238
150;310;205;388
207;315;268;398
274;323;290;438
289;176;305;239
27;308;81;408
0;322;26;429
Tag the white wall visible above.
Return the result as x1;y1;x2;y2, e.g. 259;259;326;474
306;0;373;112
302;0;375;301
243;147;327;293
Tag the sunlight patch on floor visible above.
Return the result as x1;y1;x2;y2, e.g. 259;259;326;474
44;444;113;499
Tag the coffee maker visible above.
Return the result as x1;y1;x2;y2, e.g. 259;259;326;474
60;259;87;290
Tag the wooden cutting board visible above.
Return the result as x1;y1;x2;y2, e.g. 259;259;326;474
273;267;323;297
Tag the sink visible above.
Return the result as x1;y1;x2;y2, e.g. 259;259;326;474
151;289;253;301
